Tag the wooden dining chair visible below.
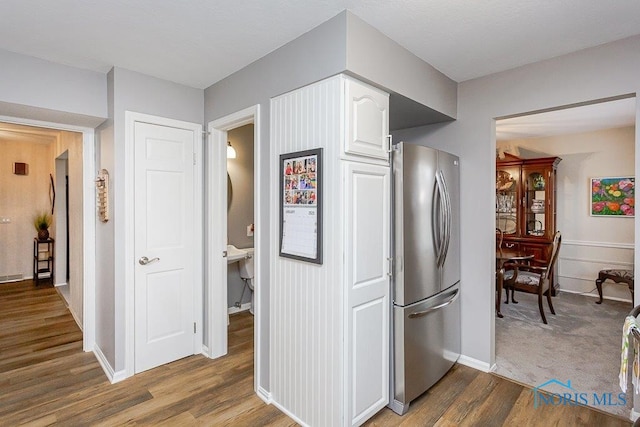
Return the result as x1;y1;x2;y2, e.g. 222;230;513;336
502;231;562;324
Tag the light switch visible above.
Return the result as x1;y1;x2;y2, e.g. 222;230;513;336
0;217;10;224
247;224;254;237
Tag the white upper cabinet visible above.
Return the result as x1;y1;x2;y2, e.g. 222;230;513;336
344;77;390;162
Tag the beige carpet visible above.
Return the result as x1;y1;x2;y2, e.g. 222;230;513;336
495;290;633;419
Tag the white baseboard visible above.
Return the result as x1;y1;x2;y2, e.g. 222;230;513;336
270;398;309;427
201;344;210;357
54;282;68;288
68;306;83;331
559;287;632;303
457;355;493;373
228;302;251;314
93;344;127;384
257;386;272;404
631;408;639;422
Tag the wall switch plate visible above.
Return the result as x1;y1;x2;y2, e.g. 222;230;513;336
247;224;254;237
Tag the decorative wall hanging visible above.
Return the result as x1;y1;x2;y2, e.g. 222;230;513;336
279;148;322;264
13;162;28;175
590;176;635;217
96;169;110;222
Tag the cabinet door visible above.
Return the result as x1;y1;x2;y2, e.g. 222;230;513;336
522;166;551;239
345;78;390;161
496;166;521;236
343;161;390;426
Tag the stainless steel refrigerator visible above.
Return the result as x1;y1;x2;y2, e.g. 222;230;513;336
389;141;461;415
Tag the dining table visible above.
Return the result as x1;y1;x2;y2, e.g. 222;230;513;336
495;249;534;318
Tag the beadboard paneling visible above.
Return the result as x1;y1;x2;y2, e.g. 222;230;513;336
270;75;344;426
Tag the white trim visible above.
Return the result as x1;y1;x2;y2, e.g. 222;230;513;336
558;272;634;283
124;111;204;378
206;121;229;359
0;114;96;354
228;302;252;314
559;255;633;268
257;386;272;404
207;105;262;397
631;408;639;422
82;130;96;352
559;287;632;303
457;355;492;373
93;344;126;384
562;239;634;250
68;305;84;331
270;399;309;427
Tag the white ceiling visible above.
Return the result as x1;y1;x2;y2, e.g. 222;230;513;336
496;97;637;141
1;1;640;89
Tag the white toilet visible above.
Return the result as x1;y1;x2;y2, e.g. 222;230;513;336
238;248;255;314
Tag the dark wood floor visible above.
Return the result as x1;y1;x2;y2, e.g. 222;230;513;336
0;280;632;426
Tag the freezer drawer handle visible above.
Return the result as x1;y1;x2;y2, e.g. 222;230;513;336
407;289;459;319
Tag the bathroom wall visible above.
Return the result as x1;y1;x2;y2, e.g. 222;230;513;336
227;124;254;309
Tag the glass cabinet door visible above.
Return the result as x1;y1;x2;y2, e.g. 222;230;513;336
523;167;548;238
496;167;519;236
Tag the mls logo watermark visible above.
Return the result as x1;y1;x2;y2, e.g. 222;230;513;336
532;379;626;409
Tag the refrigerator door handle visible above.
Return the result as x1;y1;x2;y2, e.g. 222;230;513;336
407;288;460;319
434;172;447;267
432;179;442;265
439;170;452;266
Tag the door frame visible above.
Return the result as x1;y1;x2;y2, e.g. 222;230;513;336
0;114;96;352
124;111;204;377
206;105;262;393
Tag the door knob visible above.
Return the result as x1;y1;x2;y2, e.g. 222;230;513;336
139;256;160;265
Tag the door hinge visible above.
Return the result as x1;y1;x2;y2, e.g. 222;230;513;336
387;257;394;277
193;152;196;165
386;135;393;153
194;322;196;334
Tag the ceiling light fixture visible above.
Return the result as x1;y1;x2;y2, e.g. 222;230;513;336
227;141;237;159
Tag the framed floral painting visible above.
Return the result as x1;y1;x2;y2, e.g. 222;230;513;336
590;177;635;217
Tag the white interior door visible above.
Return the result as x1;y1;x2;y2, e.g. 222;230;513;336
134;121;197;373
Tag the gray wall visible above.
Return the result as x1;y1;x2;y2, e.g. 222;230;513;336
95;67;204;372
227;124;255;249
345;12;457;119
393;35;640;368
0;49;107;126
205;11;348;391
204;10;457;394
227;124;254;308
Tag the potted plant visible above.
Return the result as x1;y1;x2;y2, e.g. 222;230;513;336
33;211;52;240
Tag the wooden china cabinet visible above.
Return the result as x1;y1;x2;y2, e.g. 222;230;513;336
496;153;562;294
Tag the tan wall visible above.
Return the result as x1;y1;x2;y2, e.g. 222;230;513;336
0;138;54;279
55;131;83;323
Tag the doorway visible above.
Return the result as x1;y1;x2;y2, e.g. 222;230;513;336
493;96;636;417
0;117;96;352
207;105;264;396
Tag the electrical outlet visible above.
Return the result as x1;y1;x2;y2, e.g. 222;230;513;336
247;224;254;237
0;217;10;224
